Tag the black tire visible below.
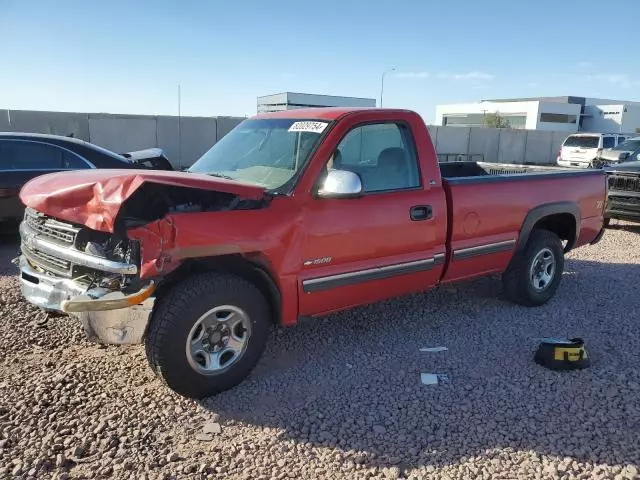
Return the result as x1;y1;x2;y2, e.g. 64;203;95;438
603;217;611;228
145;272;271;399
502;229;565;307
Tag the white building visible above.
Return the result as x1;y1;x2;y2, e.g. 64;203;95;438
582;103;640;133
257;92;376;114
436;96;640;134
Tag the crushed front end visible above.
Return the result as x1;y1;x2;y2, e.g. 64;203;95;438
16;208;155;344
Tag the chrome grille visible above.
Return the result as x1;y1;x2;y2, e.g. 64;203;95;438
608;174;640;193
24;208;80;245
22;245;72;276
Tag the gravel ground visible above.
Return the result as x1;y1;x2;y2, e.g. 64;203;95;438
1;224;640;480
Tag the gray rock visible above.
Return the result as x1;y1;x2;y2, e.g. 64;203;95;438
166;452;180;462
203;422;222;435
373;425;387;434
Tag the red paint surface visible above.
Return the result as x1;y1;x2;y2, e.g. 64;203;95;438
18;108;607;326
19;169;265;232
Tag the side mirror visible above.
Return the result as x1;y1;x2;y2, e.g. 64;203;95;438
317;169;362;199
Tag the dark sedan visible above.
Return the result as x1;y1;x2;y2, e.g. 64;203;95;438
0;133;173;224
604;160;640;225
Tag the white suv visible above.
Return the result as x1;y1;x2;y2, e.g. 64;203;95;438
556;133;629;168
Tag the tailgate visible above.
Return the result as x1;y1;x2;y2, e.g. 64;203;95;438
562;146;597;162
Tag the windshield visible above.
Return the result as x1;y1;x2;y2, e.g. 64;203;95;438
188;118;330;190
613;138;640;151
563;135;599;148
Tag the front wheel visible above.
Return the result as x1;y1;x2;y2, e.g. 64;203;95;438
502;229;565;307
145;272;271;399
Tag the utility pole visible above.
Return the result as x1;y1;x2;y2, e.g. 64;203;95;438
380;68;396;107
177;84;182;170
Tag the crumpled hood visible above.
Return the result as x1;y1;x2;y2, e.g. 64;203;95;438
19;169;266;232
599;149;633;161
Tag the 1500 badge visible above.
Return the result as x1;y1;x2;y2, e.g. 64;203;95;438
303;257;332;266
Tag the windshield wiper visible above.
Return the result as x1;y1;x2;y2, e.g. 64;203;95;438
205;173;235;180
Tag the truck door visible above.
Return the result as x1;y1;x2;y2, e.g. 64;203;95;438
298;119;447;316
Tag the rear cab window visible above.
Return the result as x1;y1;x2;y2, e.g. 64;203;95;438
563;135;600;149
602;137;615;149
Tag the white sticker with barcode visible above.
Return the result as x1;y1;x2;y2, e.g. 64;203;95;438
288;121;329;133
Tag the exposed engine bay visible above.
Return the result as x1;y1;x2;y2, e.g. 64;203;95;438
21;181;270;302
114;183;269;231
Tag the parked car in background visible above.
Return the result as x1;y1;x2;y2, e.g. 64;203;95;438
593;136;640;168
604;160;640;225
0;133;173;224
556;133;629;169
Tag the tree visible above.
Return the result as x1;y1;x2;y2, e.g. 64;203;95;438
482;112;511;129
635;127;640;134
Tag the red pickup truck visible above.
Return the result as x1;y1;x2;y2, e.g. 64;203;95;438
16;108;606;399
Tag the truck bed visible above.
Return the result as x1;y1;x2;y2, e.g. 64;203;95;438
439;161;572;179
437;161;605;284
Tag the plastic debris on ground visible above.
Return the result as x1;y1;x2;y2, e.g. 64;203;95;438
419;346;448;352
420;373;449;385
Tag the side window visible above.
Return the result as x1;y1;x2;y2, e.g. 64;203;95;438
331;123;420;193
62;151;91;169
0;140;64;170
616;137;626;145
602;136;615;149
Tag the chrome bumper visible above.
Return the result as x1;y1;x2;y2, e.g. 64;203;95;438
17;256;155;345
18;256;86;311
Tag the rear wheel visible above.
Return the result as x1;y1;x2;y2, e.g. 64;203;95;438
145;272;271;399
502;229;565;307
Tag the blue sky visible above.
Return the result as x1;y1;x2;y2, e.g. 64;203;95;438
1;0;639;122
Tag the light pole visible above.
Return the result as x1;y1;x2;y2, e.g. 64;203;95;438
380;67;396;107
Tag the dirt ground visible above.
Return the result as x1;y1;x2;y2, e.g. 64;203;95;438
1;224;639;479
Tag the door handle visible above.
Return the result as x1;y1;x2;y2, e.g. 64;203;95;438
410;205;432;221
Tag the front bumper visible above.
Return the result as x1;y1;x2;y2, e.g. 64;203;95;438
17;256;156;344
17;256;85;311
557;159;591;169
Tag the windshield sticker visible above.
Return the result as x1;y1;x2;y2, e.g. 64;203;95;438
288;121;329;134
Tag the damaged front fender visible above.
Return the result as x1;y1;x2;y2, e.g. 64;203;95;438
127;208;281;279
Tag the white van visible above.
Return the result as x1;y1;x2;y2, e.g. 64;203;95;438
556;133;629;168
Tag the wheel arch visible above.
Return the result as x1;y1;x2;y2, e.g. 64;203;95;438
154;254;282;326
516;202;580;254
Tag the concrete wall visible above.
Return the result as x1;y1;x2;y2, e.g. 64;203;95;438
88;115;158;153
428;125;570;164
2;109;91;140
1;109;245;168
2;108;576;167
